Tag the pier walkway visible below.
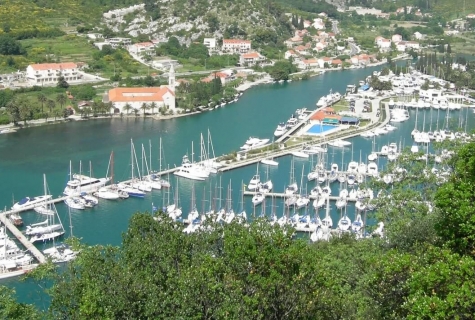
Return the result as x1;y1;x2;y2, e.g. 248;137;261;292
243;191;362;202
219;101;390;173
0;213;46;264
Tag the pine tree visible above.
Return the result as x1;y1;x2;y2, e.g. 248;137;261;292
298;17;304;30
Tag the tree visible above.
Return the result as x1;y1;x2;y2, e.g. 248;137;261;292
435;141;475;256
5;98;20;125
0;286;42;319
150;102;157;114
133;108;139;117
123;103;132;115
37;93;47;113
70;85;96;101
47;99;55;113
0;35;24;55
140;103;150;117
57;76;69;89
56;94;67;109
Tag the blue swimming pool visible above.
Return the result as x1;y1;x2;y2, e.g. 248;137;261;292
306;124;337;134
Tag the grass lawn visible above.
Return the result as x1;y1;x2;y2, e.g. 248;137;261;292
21;35;95;64
331;100;350;113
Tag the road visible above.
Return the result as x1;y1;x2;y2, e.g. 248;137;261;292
331;20;339;35
349;42;360;56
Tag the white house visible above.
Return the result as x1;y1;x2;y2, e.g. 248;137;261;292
405;41;420;50
239;52;265;66
284;36;303;48
317;57;332;68
203;38;217;51
378;39;391;51
222;39;251;53
313;18;325;30
392;34;403;43
298;58;319;70
106;37;132;48
26;62;82;85
128;42;155;55
396;42;407;52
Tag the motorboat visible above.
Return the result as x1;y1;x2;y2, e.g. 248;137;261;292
285;116;299;129
12;195;52;211
247;174;261;191
64;197;85;210
252;193;265;206
117;184;146;198
291;151;309;158
302;144;327;154
94;186;121;200
240;137;270;151
360;131;375;138
380;145;389;156
63;174;109;196
80;193;99;208
368;152;378;161
258;180;273;194
173;155;207;181
328;139;351;148
273;122;287;137
261;158;278;166
43;243;76;263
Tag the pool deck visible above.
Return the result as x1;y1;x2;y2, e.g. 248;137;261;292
300;123;346;137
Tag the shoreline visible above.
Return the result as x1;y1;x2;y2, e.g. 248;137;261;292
0;57;407;132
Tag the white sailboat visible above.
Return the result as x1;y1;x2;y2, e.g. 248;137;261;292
34;175;55;215
94;151;127;200
27;178;65;243
285;158;298;195
166;178;182;220
43;206;77;263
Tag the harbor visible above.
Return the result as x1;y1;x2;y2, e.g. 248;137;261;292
1;63;475;302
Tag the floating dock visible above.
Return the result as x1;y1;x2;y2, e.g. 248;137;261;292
0;213;46;264
243;191;365;202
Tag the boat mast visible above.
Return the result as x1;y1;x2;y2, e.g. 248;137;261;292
130;139;134;180
149;140;153;172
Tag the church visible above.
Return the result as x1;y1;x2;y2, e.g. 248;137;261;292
106;65;176;114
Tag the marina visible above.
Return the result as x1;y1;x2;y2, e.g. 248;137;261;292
1;64;475;303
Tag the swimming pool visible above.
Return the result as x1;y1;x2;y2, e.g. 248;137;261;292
306;124;338;134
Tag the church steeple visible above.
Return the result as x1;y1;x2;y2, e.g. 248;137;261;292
168;64;175;89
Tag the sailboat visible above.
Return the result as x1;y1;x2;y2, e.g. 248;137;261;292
295;165;310;209
166;178;182;220
351;212;364;234
0;227;37;279
321;197;333;229
94;151;127;200
27;176;65;243
43;206;77;263
140;143;161;190
235;181;247;223
285;158;298;195
117;140;147;197
258;165;273;194
34;175;55;215
185;184;199;224
224;182;235;223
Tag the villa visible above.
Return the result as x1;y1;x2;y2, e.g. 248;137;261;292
26;62;82;85
222;39;251;54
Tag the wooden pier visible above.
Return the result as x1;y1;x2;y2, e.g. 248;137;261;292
0;213;46;264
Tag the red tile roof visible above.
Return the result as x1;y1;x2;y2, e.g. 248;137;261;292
29;63;77;71
223;39;251;44
108;87;174;102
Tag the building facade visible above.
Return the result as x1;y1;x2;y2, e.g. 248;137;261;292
222;39;251;53
106;66;176;114
26;63;82;85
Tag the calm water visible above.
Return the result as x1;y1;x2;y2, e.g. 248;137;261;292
2;64;474;306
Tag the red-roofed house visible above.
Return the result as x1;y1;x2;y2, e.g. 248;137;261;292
128;42;155;55
26;62;81;85
331;59;342;67
294;45;309;55
298;58;319;70
315;41;328;52
284;50;299;59
222;39;251;53
284;36;303;48
318;57;332;68
211;71;236;85
239;52;265;66
313;18;325;30
107;86;175;113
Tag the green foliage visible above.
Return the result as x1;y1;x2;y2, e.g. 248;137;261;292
265;60;297;81
56;76;69;89
0;286;42;319
0;35;24;55
69;85;96;101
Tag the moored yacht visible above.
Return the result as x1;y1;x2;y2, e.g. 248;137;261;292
63;174;109;196
273;122;287;137
12;195;52;211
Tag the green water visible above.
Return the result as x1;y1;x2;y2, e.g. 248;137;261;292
2;65;473;306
